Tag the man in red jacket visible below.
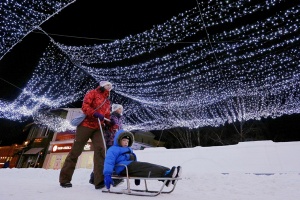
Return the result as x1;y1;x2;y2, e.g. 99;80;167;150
59;81;113;189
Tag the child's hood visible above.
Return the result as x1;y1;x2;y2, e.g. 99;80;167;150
113;129;134;147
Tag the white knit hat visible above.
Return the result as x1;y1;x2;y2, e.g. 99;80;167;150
99;81;113;88
112;104;123;113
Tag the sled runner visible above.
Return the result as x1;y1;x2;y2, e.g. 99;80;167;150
102;164;182;197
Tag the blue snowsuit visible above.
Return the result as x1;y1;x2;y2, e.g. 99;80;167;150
103;130;171;178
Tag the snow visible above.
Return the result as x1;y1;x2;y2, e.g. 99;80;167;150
1;140;300;200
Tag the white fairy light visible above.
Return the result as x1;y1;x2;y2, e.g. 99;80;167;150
0;0;76;60
0;0;299;133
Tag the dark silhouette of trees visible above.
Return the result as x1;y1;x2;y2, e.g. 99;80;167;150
152;114;300;149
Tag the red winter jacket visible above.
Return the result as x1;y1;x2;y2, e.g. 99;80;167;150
80;86;111;129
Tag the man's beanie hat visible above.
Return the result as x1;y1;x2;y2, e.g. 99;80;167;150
99;81;112;88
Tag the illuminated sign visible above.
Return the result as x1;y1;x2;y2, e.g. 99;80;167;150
52;142;92;153
34;138;43;143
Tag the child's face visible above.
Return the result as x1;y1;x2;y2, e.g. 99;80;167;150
116;108;123;114
121;138;129;147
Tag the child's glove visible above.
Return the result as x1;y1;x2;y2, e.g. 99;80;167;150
135;179;140;186
93;112;104;120
104;174;113;189
126;153;135;161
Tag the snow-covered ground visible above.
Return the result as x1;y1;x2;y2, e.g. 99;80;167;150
1;140;299;200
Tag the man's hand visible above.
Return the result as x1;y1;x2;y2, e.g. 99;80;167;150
93;112;104;120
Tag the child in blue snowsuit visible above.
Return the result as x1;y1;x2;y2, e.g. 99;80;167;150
103;129;182;189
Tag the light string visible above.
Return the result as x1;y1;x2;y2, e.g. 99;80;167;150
0;0;76;60
0;0;299;133
57;0;289;64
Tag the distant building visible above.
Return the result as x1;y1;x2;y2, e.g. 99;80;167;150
16;124;54;168
0;143;25;168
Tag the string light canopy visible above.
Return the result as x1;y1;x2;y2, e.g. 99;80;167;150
0;0;299;133
0;0;76;61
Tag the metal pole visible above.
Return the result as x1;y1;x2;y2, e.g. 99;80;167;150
98;118;107;156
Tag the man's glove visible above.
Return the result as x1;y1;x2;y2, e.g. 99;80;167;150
135;179;140;186
104;174;113;189
110;118;116;126
93;112;104;120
